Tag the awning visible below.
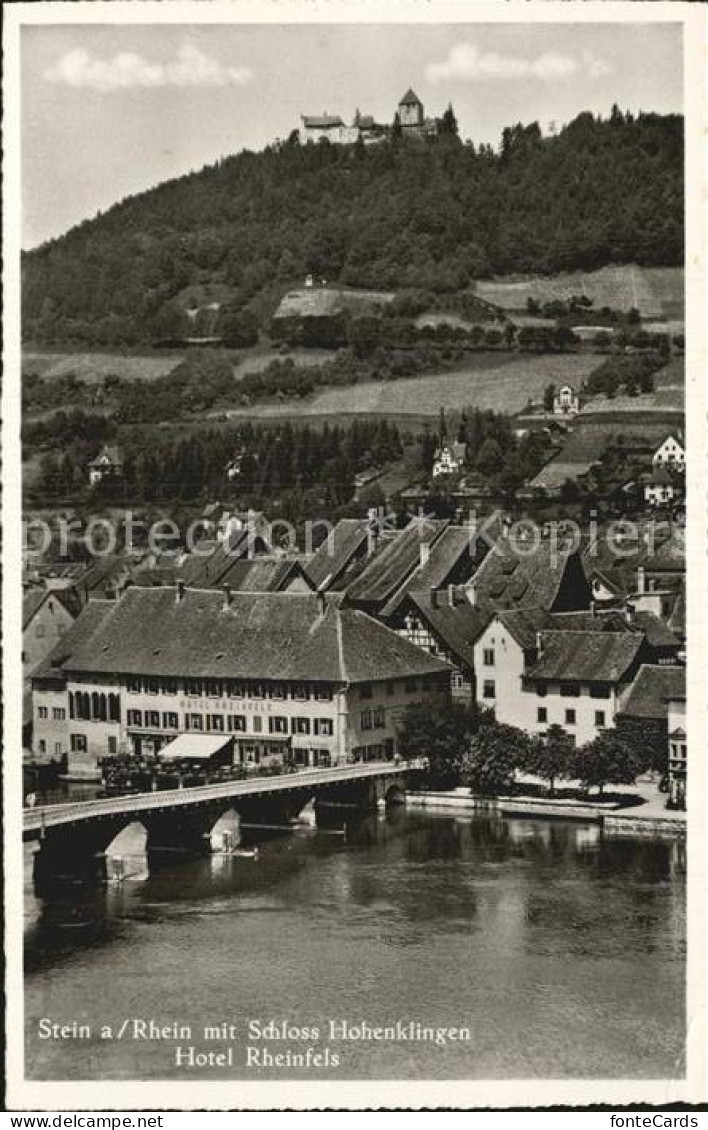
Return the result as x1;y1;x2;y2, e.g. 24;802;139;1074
158;733;233;762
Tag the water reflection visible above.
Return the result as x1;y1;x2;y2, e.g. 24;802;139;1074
25;810;685;1081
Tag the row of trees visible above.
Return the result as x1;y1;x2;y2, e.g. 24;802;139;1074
398;703;644;798
22;108;683;346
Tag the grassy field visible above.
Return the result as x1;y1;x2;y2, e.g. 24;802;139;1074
216;354;602;421
474;265;684;320
22;351;185;383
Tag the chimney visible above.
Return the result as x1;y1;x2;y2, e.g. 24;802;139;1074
430;589;439;610
467;582;476;608
624;600;635;624
637;565;646;595
176;580;185;603
317;591;327;615
223;584;232;609
590;599;596;618
448;584;457;608
536;630;543;655
420;541;430;567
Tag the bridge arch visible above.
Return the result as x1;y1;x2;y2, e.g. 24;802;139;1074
209;808;242;854
384;782;406;808
104;820;149;881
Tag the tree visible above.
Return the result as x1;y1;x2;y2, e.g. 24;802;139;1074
392;112;402;141
439;103;459;138
525;724;575;796
543;383;556;413
397;700;477;788
475;436;504;477
461;719;529;795
573;729;641;797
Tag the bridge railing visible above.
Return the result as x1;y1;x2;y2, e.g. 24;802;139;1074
23;759;413;833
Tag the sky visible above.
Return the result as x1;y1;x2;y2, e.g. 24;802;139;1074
21;21;683;249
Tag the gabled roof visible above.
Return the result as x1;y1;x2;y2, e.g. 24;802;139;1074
466;540;589;614
526;630;645;684
32;599;116;682
306;519;370;591
88;445;123;468
399;88;422;106
344;518;449;607
381;525;484;620
402;591;488;667
23;587;81;629
174;529;266;587
302;115;345;128
46;587;451;686
211;556;313;594
618;664;686;721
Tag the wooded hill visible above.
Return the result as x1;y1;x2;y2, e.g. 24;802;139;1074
22;107;683;348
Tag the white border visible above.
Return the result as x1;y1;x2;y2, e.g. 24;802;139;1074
3;0;707;1110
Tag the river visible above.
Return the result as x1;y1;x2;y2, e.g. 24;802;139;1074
24;808;685;1080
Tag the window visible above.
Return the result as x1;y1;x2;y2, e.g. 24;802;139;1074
249;683;266;699
227;715;246;733
127;709;142;726
269;716;289;735
359;683;373;700
38;706;48;719
565;709;576;725
204;680;223;699
560;683;580;698
291;717;310;735
127;675;142;694
38;739;47;753
373;707;385;729
361;709;372;731
186;713;203;731
205;714;224;733
483;648;495;667
145;677;160;696
252;716;262;734
162;712;179;729
70;734;87;752
483;680;495;699
314;718;334;737
536;682;547;698
595;711;606;728
162;678;178;696
108;694;120;722
590;684;611;699
36;624;46;638
227;681;247;699
314;686;333;702
147;711;160;729
537;707;547;724
185;679;203;697
270;683;286;700
107;737;117;754
451;672;465;691
404;680;418;694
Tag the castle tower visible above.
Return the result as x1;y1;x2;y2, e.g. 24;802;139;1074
398;88;424;129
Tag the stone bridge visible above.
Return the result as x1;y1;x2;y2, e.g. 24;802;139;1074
24;762;410;885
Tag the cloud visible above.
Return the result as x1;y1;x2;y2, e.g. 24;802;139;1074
425;43;611;84
44;43;253;92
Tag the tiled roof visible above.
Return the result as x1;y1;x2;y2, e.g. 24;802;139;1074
526;630;645;684
212;557;312;593
381;525;483;619
404;591;488;667
32;600;116;682
302;115;345;128
306;519;370;590
618;664;686;721
22;587;81;629
46;587;450;685
344;518;449;606
400;88;422;106
174;530;258;587
466;540;588;614
88;445;124;468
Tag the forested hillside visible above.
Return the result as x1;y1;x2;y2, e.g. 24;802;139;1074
22;108;683;347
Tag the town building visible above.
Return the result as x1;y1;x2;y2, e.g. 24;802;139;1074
472;608;656;745
23;587;80;676
553;385;580;416
305;518;375;592
299;90;438;146
88;445;124;486
31;586;451;779
391;588;486;702
666;692;687;809
615;663;685;781
652;434;685;472
643;468;681;507
432;442;467;478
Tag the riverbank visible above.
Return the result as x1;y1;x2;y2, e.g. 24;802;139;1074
405;781;686;837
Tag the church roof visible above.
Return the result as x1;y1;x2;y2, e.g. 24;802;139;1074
399;88;422;106
301;115;344;128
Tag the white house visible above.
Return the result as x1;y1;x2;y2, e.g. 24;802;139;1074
432;442;466;478
644;469;678;507
88;445;124;486
553;385;580;416
652;435;685;472
667;694;687;809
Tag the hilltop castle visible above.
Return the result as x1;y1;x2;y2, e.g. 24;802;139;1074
300;88;439;146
